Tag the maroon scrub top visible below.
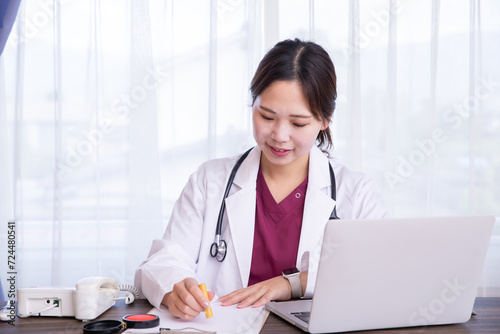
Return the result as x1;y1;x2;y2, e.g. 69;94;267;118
248;167;307;286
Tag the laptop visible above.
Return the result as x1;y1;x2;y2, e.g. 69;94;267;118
266;215;495;333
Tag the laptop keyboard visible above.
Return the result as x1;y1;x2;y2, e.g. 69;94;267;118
291;311;311;323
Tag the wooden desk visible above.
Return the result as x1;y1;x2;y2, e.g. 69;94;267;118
1;297;499;333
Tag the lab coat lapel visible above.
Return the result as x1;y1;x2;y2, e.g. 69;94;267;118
297;146;336;265
224;147;261;288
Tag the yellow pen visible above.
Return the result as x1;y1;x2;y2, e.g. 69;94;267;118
198;283;213;318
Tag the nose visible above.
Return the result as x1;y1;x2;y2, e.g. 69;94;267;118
270;121;290;143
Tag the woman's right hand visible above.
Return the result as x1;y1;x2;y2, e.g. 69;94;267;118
162;277;215;319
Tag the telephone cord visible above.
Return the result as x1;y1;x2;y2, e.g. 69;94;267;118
118;283;140;298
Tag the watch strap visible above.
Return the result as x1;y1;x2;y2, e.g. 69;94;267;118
283;273;302;299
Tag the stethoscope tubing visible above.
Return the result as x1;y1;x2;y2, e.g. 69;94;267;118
214;148;252;236
210;148;252;261
329;162;339;220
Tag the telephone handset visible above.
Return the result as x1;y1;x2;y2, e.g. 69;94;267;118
74;277;139;320
17;277;140;321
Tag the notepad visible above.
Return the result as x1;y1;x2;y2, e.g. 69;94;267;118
124;300;269;334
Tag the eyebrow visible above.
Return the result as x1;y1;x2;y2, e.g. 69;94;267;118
259;105;312;119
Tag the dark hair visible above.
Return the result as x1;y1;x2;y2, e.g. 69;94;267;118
250;38;337;152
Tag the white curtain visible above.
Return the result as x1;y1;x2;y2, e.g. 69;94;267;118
1;0;499;297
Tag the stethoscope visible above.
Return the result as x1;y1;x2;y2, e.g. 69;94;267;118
210;147;340;262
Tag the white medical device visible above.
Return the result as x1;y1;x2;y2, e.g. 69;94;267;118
17;277;139;321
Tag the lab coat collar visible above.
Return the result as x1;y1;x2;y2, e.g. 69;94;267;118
231;146;261;190
224;146;261;287
297;146;336;268
308;145;334;191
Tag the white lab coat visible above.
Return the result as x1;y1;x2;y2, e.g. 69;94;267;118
134;145;387;309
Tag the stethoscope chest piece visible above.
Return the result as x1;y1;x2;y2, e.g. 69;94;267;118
210;239;227;262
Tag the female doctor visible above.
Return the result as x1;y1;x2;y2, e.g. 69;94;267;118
135;39;387;319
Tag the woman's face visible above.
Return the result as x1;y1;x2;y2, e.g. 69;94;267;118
252;80;329;169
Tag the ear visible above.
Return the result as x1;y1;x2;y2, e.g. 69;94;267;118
320;116;332;130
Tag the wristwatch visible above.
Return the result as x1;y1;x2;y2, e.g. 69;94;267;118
282;267;302;299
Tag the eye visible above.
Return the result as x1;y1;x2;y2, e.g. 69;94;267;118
260;113;273;121
293;123;307;128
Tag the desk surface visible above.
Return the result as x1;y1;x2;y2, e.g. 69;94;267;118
1;297;499;333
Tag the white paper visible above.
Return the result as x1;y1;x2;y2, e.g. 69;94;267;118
124;301;269;334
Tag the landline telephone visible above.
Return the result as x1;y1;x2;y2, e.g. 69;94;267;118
17;277;140;321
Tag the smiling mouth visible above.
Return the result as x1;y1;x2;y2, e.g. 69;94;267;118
270;145;291;153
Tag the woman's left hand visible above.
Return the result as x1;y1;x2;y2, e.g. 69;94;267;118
218;276;291;308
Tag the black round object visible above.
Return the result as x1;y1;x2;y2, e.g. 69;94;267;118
82;319;124;334
122;313;160;328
